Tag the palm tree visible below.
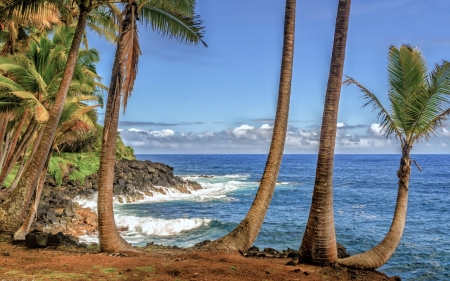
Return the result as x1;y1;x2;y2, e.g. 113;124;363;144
97;0;206;252
202;0;296;254
298;0;351;265
0;1;60;54
0;0;93;234
337;45;450;270
0;25;101;233
14;94;100;240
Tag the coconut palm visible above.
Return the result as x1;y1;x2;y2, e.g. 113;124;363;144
14;94;100;240
0;0;94;234
0;1;60;54
0;25;102;233
97;0;206;252
202;0;296;254
337;45;450;270
298;0;351;265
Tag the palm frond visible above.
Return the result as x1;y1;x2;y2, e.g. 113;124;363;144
86;7;118;43
387;45;428;136
138;0;194;16
9;90;48;122
119;2;141;112
139;4;207;47
343;75;402;142
409;61;450;142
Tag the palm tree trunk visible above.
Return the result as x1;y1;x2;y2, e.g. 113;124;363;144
202;0;296;254
0;8;89;234
298;0;351;265
13;156;49;241
337;147;411;270
0;115;34;188
1;110;28;173
97;2;137;253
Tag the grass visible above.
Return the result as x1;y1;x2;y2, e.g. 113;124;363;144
136;265;155;272
48;152;100;185
92;265;125;280
1;268;92;280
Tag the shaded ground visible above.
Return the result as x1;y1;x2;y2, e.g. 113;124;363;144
0;242;400;281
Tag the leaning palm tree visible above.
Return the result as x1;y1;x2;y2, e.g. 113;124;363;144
337;45;450;270
298;0;351;265
202;0;296;254
0;0;94;234
97;0;206;253
0;25;101;233
14;94;100;240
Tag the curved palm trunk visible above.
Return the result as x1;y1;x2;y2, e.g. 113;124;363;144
337;147;411;270
298;0;351;265
0;117;36;188
202;0;296;254
13;157;49;241
1;110;28;174
97;2;137;253
0;8;89;234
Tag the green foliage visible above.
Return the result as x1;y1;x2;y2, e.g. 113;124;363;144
116;135;135;160
135;266;155;272
345;45;450;147
47;132;135;185
48;152;100;186
3;164;19;188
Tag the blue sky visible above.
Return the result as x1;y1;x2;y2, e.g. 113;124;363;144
90;0;450;154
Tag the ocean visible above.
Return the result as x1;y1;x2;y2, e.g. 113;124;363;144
80;154;449;280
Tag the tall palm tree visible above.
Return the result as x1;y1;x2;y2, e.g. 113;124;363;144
298;0;351;265
0;0;93;234
14;94;100;240
337;45;450;270
97;0;206;252
0;25;101;233
202;0;296;254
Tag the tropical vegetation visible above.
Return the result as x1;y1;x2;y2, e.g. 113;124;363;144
337;44;450;269
96;0;206;253
0;1;448;279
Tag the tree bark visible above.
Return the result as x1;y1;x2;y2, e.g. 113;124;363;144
97;2;137;253
0;119;36;188
298;0;351;265
0;8;89;234
13;157;49;241
337;147;411;270
202;0;296;254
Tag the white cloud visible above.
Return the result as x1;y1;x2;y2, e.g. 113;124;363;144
149;129;174;137
128;128;144;132
118;122;450;154
337;122;345;128
369;124;385;137
232;124;255;138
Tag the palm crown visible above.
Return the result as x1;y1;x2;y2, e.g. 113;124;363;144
345;44;450;149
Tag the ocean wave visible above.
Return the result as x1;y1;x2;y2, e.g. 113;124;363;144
78;216;214;245
115;215;211;236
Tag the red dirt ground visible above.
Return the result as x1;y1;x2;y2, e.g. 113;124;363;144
0;242;400;281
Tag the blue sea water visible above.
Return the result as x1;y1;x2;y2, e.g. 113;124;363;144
110;154;449;280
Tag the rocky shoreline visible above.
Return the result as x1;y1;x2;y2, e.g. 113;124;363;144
33;159;201;240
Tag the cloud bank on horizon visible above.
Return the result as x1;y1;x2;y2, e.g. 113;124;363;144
119;123;450;154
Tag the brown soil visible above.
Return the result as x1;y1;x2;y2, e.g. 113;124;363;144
0;242;400;281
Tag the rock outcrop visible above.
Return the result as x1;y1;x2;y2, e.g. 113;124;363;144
33;159;201;238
